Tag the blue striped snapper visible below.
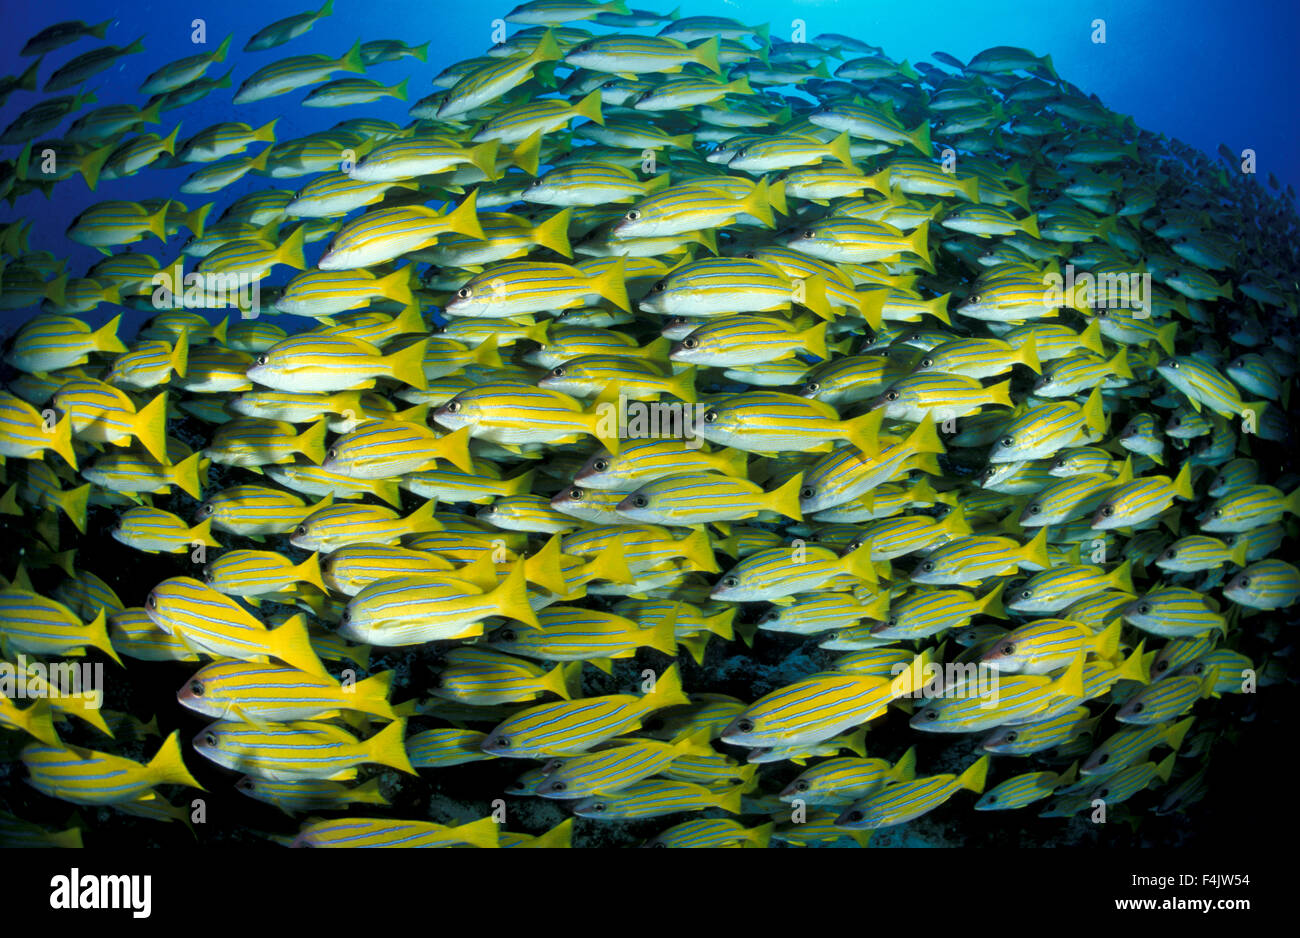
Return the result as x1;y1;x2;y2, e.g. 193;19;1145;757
981;619;1122;674
573;777;743;819
22;730;203;804
0;392;79;469
778;747;917;805
1080;717;1193;777
535;732;713;798
480;663;689;757
236;775;389;815
192;717;414;781
834;755;989;829
290;815;498;848
1223;560;1300;610
711;540;879;603
433;646;573;705
643;818;773;848
908;528;1050;584
177;660;397;722
981;706;1096;755
1120;588;1227;637
974;764;1076;811
0;590;120;664
144;577;329;678
112;507;221;554
487;605;677;666
339;559;539;645
719;651;930;748
289;499;441;551
1115;668;1218;725
443;257;631;318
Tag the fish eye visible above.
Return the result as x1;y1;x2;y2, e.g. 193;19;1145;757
736;719;754;733
1019;590;1031;600
805;382;820;392
457;287;472;299
1101;506;1113;517
682;337;698;349
1138;603;1150;614
1095;309;1108;318
632;494;648;508
200;504;213;516
203;733;217;746
844;810;865;823
497;736;511;748
146;595;157;609
794;779;810;792
1002;642;1016;654
1162;548;1175;559
499;629;516;642
652;281;666;292
1005;732;1017;742
593;459;608;472
551;366;565;377
1098;753;1110;763
1131;702;1144;713
1239;577;1250;588
921;562;934;572
743;251;757;259
446;401;461;413
569;488;583;500
1155;660;1169;672
626;210;641;221
190;681;205;696
800;487;814;499
326;448;337;460
722;575;739;588
1212;509;1221;517
237;778;254;791
920;358;933;368
1000;436;1013;447
970;294;981;303
887;616;897;625
803;229;816;239
591;802;607;812
256;355;268;365
702;409;717;423
1170;361;1179;369
1028;505;1041;515
885;390;899;401
551;781;567;791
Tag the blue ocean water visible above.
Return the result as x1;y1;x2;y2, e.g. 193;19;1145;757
1;0;1296;338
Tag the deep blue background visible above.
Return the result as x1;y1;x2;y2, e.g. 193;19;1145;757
1;0;1296;333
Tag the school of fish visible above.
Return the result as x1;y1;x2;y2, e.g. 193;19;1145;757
0;0;1296;849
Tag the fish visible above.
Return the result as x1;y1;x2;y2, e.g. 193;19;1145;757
835;755;990;829
480;663;689;756
192;717;414;781
0;1;1293;853
22;731;203;804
